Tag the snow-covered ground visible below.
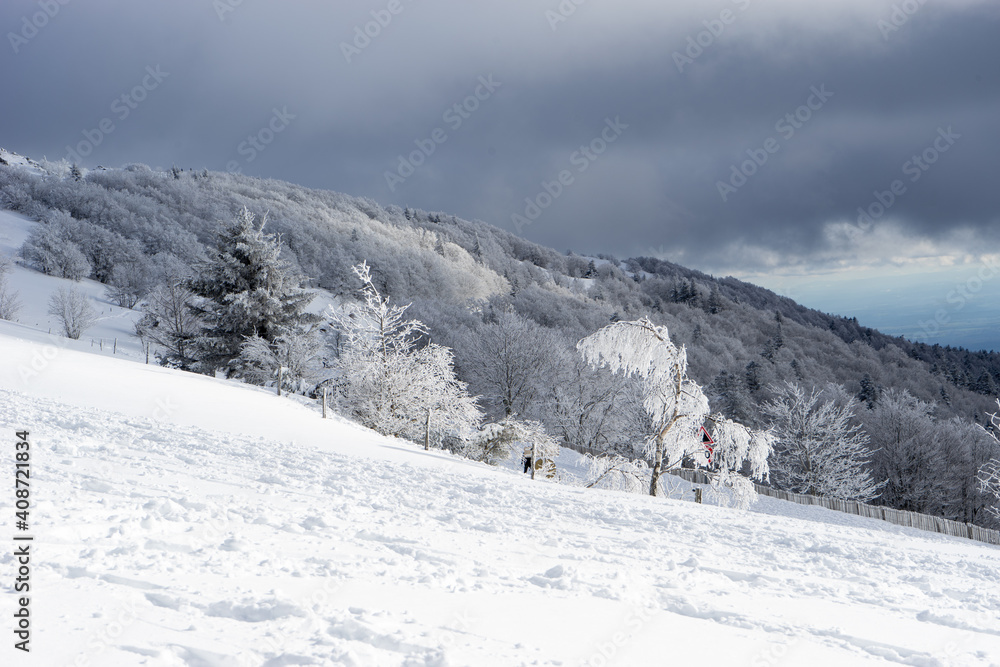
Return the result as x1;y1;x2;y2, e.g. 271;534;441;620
2;204;1000;665
2;333;1000;666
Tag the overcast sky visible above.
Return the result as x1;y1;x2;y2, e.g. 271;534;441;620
2;0;999;346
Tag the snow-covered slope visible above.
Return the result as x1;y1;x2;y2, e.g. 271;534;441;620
0;209;145;360
2;331;1000;666
0;148;46;177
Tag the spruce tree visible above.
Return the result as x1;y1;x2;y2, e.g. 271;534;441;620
189;207;314;375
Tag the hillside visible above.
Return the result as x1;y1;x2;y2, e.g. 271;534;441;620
1;150;999;530
2;331;1000;665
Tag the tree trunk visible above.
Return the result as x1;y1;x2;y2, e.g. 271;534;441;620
424;408;432;451
277;366;283;396
322;387;328;419
530;441;537;480
649;438;664;496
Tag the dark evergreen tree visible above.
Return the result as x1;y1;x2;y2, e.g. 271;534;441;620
857;374;881;409
939;385;952;406
707;286;723;314
974;370;998;396
745;360;762;392
188;208;315;375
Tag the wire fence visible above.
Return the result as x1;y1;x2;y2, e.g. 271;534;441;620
561;443;999;546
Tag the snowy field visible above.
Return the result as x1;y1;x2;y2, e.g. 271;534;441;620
2;333;1000;666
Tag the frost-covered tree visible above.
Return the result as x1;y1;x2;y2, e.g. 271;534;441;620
0;255;21;320
550;355;646;455
136;278;201;370
239;327;325;394
105;260;153;309
331;261;481;445
863;389;946;514
48;286;97;339
763;382;885;501
585;454;649;494
21;220;91;280
461;308;559;419
577;318;772;505
977;402;1000;524
979;460;1000;524
188;207;314;375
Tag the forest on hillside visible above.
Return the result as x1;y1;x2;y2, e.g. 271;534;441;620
2;156;999;527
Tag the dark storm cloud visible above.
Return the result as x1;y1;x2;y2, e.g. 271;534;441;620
1;0;997;274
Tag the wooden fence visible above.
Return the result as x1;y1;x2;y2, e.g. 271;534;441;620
668;468;1000;547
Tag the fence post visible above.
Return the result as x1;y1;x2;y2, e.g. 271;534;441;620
694;488;702;504
322;387;328;419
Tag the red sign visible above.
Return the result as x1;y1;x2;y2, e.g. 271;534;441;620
700;426;714;462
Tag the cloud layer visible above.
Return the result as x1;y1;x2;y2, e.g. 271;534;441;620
2;0;998;277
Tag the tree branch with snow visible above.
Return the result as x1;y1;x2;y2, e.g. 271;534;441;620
577;318;772;507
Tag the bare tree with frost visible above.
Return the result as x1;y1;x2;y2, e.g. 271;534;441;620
978;401;1000;523
0;255;21;320
48;286;97;339
577;317;773;507
330;261;482;446
763;382;885;502
240;327;325;394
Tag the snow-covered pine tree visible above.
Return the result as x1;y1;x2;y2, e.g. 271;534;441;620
330;261;481;445
762;382;885;502
188;207;314;375
577;317;772;506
